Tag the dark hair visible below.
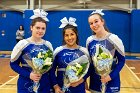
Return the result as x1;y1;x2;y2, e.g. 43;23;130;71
30;17;47;27
62;25;79;45
19;25;24;30
89;13;109;33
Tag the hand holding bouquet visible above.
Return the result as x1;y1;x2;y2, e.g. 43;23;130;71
62;55;89;92
23;48;53;93
92;44;113;93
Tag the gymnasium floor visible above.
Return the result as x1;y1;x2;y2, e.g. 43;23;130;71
0;54;140;93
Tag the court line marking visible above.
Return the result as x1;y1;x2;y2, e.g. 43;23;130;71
0;75;18;88
125;64;140;82
135;73;140;75
9;76;16;78
129;67;136;69
0;88;16;90
121;87;140;89
0;62;139;90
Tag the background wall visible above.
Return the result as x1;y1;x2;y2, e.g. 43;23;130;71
0;10;140;53
130;10;140;53
0;11;23;50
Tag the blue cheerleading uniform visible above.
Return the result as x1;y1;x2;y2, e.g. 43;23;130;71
86;33;125;93
10;38;53;93
50;46;89;93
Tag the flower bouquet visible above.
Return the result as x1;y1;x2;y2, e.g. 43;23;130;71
92;44;113;93
23;48;53;93
62;55;89;92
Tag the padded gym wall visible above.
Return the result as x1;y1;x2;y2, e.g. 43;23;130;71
0;10;135;53
23;10;130;52
0;11;23;50
130;10;140;53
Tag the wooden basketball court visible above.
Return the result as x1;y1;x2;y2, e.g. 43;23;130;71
0;57;140;93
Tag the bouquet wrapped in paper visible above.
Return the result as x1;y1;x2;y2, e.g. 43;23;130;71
62;55;89;92
23;47;53;93
92;44;113;93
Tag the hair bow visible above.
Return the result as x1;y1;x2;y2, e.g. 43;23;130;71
59;17;77;28
30;9;49;21
91;9;104;16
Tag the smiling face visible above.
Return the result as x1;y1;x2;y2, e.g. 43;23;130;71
88;14;104;34
31;21;46;39
64;28;78;48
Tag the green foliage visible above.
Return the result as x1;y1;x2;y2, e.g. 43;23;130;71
99;46;103;54
78;62;88;76
40;65;50;74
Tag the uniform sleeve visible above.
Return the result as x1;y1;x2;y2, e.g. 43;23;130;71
109;50;125;79
86;36;93;49
10;56;31;78
49;47;62;87
109;34;125;56
80;47;91;81
45;41;53;51
83;63;91;81
83;56;99;81
10;40;31;78
49;54;58;87
85;38;93;81
109;34;125;79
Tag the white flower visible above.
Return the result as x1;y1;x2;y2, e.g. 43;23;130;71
44;58;52;66
32;58;44;70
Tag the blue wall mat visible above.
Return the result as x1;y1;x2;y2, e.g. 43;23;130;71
0;10;139;53
24;10;92;49
103;10;131;52
0;11;23;50
46;10;92;49
23;10;130;51
130;10;140;53
23;10;33;39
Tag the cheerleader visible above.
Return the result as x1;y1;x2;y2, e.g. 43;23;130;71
10;9;53;93
50;17;89;93
86;10;125;93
